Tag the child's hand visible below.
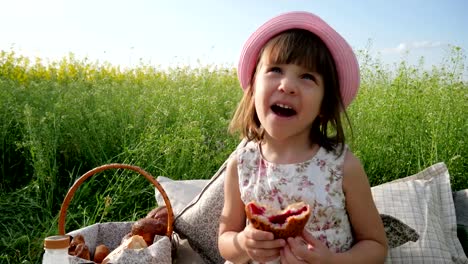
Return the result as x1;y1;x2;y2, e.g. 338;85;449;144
280;230;333;264
239;224;286;263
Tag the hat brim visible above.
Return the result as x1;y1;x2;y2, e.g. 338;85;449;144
237;11;359;109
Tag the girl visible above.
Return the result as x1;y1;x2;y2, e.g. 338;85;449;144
218;11;388;264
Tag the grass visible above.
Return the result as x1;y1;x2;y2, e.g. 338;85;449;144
0;47;466;263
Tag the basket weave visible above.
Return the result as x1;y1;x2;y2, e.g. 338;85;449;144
58;163;174;238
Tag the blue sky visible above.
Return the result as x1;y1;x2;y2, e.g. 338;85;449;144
1;0;467;72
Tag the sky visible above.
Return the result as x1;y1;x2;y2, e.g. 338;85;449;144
1;0;467;74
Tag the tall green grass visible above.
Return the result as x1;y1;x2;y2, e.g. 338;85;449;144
0;47;466;263
350;46;467;187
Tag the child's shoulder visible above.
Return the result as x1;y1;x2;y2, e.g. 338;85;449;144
340;146;362;165
231;140;258;156
341;148;367;182
227;139;258;164
322;144;364;173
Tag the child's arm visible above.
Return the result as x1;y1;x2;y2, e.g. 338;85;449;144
218;157;286;263
337;151;388;263
281;152;388;263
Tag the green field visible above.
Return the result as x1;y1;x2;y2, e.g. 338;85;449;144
0;47;466;263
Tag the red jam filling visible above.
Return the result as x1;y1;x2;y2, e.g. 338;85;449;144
268;206;308;225
248;203;266;215
249;203;308;225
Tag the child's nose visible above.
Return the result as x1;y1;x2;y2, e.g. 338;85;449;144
278;77;297;94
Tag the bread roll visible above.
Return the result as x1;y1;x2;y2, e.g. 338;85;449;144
146;206;168;222
93;244;110;263
68;234;85;256
131;218;166;245
245;201;311;239
74;243;90;260
102;235;147;264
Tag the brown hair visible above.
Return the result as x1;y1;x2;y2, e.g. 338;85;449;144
229;29;350;154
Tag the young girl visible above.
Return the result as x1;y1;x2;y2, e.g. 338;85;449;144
218;11;388;264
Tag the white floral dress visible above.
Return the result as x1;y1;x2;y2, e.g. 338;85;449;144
237;141;353;263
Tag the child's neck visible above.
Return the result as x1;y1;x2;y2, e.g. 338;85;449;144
260;137;320;164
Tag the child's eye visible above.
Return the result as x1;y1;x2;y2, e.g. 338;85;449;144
302;73;317;82
268;67;282;73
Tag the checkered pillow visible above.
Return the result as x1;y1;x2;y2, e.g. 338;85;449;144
372;162;468;263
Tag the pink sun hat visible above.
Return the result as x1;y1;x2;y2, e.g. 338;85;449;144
237;11;360;109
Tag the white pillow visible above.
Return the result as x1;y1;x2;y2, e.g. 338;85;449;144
371;162;468;263
155;176;209;216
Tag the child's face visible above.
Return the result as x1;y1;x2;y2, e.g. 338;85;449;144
253;55;324;142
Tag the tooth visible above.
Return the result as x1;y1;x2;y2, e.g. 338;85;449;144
277;104;292;109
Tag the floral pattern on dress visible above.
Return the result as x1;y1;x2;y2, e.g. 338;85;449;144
237;141;354;257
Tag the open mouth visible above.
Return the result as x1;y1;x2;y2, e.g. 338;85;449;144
271;103;297;117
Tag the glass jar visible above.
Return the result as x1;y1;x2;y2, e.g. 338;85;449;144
42;235;70;264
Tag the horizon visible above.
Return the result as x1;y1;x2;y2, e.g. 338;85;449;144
1;0;467;78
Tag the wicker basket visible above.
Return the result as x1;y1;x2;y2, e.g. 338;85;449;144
58;163;175;263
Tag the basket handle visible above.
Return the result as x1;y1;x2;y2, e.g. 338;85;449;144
58;163;174;238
